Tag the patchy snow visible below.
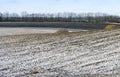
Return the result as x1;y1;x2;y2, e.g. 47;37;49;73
0;27;87;36
0;27;57;36
0;29;120;77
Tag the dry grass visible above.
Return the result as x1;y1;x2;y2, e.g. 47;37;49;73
104;24;119;30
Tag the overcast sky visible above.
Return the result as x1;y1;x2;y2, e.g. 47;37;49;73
0;0;120;15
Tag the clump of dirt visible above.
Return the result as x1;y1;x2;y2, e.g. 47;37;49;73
56;29;69;34
104;24;119;30
29;70;39;75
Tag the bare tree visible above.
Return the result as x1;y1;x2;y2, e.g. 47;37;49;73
0;12;120;23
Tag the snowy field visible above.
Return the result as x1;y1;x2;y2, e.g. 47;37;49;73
0;27;57;36
0;27;87;36
0;28;120;77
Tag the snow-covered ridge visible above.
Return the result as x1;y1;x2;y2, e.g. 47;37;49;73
0;29;120;77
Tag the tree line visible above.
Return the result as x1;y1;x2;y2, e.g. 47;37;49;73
0;12;120;23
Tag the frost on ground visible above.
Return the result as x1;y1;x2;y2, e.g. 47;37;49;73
0;28;57;36
0;27;86;36
0;29;120;77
